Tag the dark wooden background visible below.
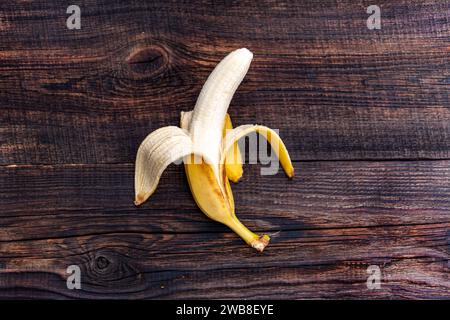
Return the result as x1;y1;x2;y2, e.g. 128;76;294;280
0;0;449;299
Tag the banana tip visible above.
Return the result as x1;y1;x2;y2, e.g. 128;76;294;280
237;47;253;57
251;235;270;252
286;167;295;179
229;174;242;183
134;193;146;206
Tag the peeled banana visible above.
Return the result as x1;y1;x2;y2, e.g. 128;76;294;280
135;48;294;252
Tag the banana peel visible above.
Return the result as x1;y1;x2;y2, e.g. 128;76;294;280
135;48;294;252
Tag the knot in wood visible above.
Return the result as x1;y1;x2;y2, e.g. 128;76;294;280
125;45;169;76
95;255;111;270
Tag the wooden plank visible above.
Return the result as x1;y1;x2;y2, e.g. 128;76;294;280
0;0;449;164
1;161;450;238
0;224;448;299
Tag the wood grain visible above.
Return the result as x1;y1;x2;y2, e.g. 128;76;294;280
0;227;448;299
0;162;449;298
2;161;450;236
0;0;449;164
0;0;449;299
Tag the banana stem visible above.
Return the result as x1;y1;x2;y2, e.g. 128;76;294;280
226;216;270;252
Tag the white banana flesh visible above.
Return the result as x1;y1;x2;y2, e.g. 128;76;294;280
135;48;294;252
189;49;253;176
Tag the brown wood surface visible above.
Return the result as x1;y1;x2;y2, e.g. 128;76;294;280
0;0;449;299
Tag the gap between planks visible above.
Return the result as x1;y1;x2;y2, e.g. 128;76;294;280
3;158;450;169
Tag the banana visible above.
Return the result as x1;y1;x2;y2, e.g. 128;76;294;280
135;48;294;252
